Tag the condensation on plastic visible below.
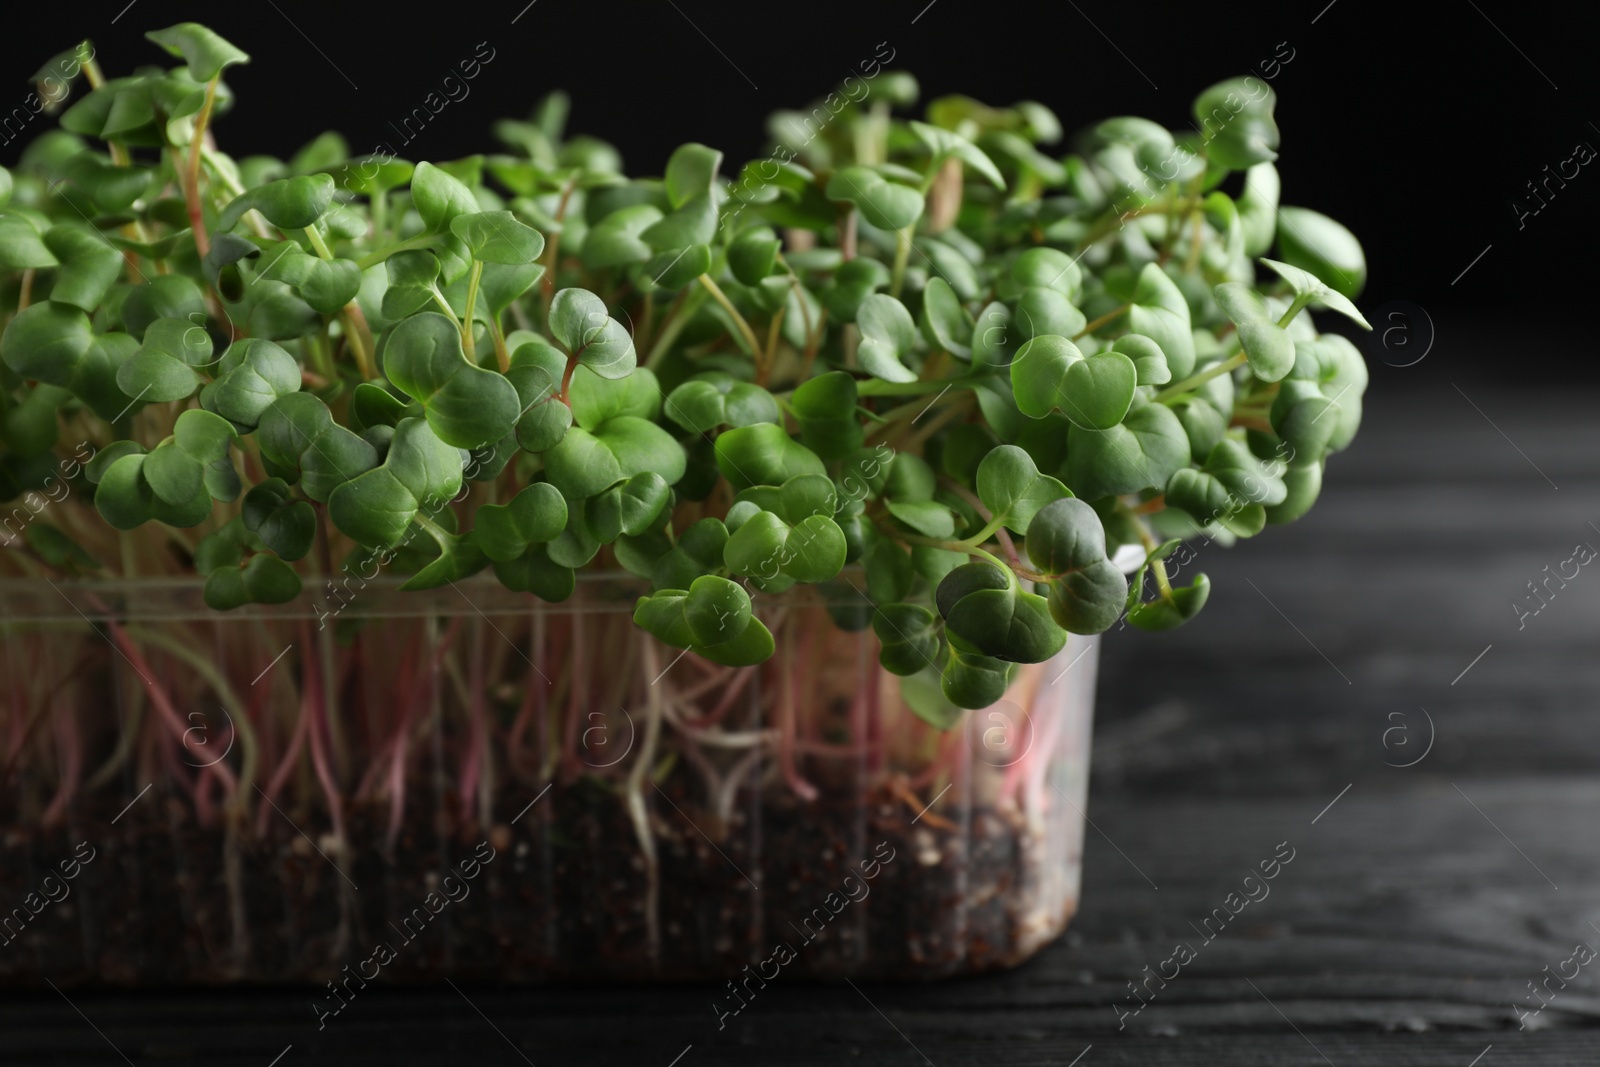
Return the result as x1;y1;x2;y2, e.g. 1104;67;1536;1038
0;576;1095;984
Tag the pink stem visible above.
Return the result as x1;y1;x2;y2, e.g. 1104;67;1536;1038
909;728;955;791
106;620;239;795
794;738;883;758
677;666;755;728
299;620;346;845
506;668;542;775
560;610;586;780
41;697;82;828
867;669;884;775
849;674;868;778
797;622;818;746
1022;692;1064;818
458;634;488;824
674;665;736;704
506;609;550;776
194;763;221;827
382;617;462;851
355;643;417;801
777;637;818;802
3;677;26;780
997;665;1050;811
385;738;408;854
255;673;311;837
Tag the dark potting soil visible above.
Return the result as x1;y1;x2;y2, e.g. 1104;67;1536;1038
0;778;1073;987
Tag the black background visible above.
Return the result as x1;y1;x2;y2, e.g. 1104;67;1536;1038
2;1;1595;380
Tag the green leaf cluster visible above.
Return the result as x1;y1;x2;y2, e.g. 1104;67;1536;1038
0;27;1369;727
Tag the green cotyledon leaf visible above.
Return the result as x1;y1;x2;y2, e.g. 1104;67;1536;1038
380;311;520;449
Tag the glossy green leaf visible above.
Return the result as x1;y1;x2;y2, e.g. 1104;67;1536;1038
641;194;716;252
493;545;576;601
509;364;571;452
264;246;362;314
450;210;545;264
218;174;335;233
910;121;1006;189
385;417;465;506
1127;572;1211;631
1266;460;1323;524
1013;287;1085;343
410;161;477;234
648;516;727;590
1173;395;1228;462
664;375;777;434
1127;263;1196;380
945;582;1064;664
1259;258;1371;330
1213;281;1294;381
94;453;155;530
855;293;918;383
729;227;780;286
975;444;1072;533
119;275;206;339
825;166;922;231
1066;401;1188;501
663;142;723;208
1112;333;1169;386
569;365;661;430
548;288;636;379
714;422;825;492
543;417;683;499
241;478;315;560
970;301;1014;368
204;553;302;610
1270;379;1338;465
0;215;58;270
1010;335;1136;427
695;615;774;667
582;204;663;269
883;499;954;538
381;312;519;448
1237;162;1279;257
941;644;1013;710
1026;497;1126;634
919;276;973;359
1192;77;1279;171
724;508;846;585
2;302;93;386
202;233;261;302
400;530;490;591
198;337;301;429
820;259;887;322
873;602;941;676
85;441;143;484
327;466;418;548
585;471;669;542
1;384;68;456
1011;247;1081;300
646;243;712;289
146;23;249;81
350;381;418;430
789;371;861;461
1276;206;1366;299
43;224;123;312
1206;437;1286;506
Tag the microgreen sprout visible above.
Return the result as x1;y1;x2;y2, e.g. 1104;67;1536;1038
0;27;1370;721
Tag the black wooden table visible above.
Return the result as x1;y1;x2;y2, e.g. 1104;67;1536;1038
8;377;1599;1065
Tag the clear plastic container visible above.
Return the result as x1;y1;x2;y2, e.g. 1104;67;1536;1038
0;575;1096;984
